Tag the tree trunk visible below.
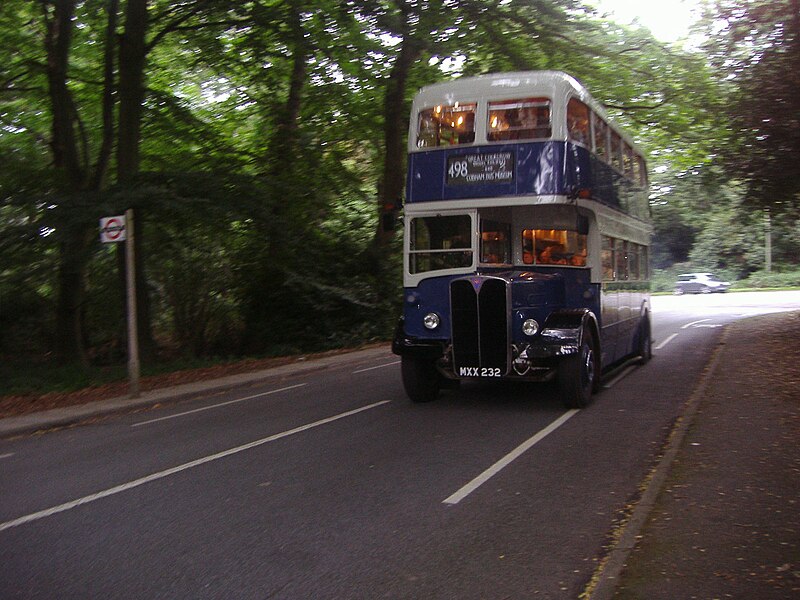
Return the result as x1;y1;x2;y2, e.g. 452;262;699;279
118;0;156;362
375;8;421;247
44;0;92;365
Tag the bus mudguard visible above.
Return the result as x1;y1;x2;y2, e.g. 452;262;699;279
533;309;599;358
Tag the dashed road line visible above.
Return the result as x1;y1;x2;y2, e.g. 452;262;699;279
0;401;390;533
443;410;580;505
352;361;400;374
655;333;679;350
132;383;308;427
681;318;711;329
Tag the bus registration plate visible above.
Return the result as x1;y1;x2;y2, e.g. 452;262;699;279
447;152;514;186
458;367;503;378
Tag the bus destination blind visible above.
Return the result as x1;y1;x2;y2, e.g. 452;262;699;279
446;152;514;186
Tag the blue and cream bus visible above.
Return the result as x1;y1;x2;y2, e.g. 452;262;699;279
392;71;652;408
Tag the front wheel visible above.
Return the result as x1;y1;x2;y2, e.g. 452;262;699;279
401;356;441;403
557;327;598;409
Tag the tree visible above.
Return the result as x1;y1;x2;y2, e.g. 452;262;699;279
705;0;800;210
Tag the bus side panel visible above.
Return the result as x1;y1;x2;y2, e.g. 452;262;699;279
600;284;620;367
601;285;649;366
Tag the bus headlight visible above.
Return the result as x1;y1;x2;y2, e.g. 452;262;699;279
423;312;440;330
522;318;540;337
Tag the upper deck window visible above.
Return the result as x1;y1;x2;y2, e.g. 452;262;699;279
592;113;609;160
567;99;590;146
488;98;551;142
417;103;477;148
610;131;623;173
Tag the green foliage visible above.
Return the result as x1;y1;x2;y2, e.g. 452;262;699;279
3;0;800;394
701;0;800;210
735;269;800;289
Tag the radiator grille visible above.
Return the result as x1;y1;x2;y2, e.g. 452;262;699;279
450;278;509;374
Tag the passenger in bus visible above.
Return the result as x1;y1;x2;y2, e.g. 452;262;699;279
519;106;538;130
522;233;535;264
568;110;590;145
570;251;587;267
538;244;568;265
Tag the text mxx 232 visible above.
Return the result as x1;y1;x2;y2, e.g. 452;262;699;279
458;367;502;377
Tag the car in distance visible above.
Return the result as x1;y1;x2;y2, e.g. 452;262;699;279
674;272;731;295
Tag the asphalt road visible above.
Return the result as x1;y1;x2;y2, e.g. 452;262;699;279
2;291;799;599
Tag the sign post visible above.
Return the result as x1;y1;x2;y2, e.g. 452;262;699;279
100;212;140;397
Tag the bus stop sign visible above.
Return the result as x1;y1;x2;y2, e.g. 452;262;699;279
100;215;127;243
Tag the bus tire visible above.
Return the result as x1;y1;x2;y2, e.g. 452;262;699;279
401;356;441;403
638;314;652;364
557;327;597;409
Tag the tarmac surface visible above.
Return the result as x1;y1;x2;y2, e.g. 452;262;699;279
2;311;799;599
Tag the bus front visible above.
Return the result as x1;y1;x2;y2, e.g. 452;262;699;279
393;72;619;408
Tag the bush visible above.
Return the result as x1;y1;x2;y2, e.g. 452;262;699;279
734;269;800;289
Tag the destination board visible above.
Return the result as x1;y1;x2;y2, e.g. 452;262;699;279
446;152;514;186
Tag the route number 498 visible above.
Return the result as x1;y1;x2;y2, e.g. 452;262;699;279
448;160;469;179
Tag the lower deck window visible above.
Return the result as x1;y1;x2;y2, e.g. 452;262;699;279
522;229;587;266
480;220;511;264
409;215;473;274
602;235;650;281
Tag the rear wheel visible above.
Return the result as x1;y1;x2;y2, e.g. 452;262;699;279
401;356;441;403
557;327;598;409
638;314;652;364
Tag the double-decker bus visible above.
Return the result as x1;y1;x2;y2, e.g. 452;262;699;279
392;71;652;408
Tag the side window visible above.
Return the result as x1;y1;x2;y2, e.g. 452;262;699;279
480;220;511;264
615;239;629;280
628;243;640;280
601;236;615;280
417;103;477;148
640;245;649;280
488;98;551;141
610;132;623;173
623;144;635;179
637;155;648;187
409;215;473;274
632;152;642;185
567;98;591;146
592;114;609;161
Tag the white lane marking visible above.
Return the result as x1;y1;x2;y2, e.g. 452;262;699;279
603;365;638;389
352;361;400;374
0;453;14;460
0;401;390;533
132;383;308;427
443;410;580;506
681;318;711;329
655;333;679;350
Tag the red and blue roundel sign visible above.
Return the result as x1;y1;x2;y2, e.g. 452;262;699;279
99;215;127;243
